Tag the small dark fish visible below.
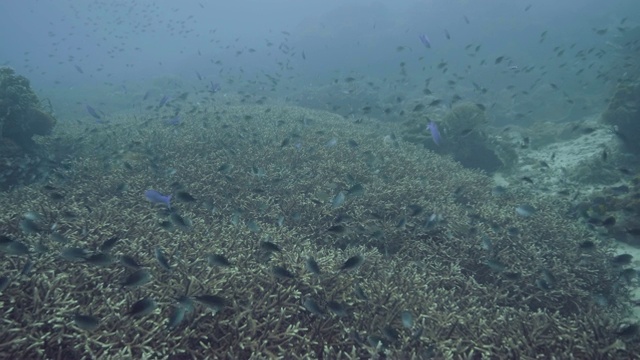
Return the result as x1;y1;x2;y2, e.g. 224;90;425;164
481;236;493;252
383;326;400;342
602;216;616;227
209;82;221;93
85;105;101;120
167;306;186;330
19;218;41;234
495;56;505;64
84;253;114;267
346;183;365;197
459;128;474;137
127;298;157;317
207;253;232;267
578;240;596;250
326;301;347;317
536;273;553;288
305;257;321;275
280;137;290;147
260;241;281;253
327;224;347;234
303;298;324;316
418;33;431;48
401;310;414;329
444;29;450;39
170;212;190;228
272;265;296;279
407;204;423;216
612;254;633;266
122;269;152;288
155;247;171;271
340;255;364;271
503;272;522;280
99;236;119;252
616;323;639;337
0;276;10;292
428;99;442;107
486;259;506;272
60;247;89;262
354;283;369;301
331;192;346;209
541;269;556;288
521;176;534;184
626;228;640;236
158;95;169;107
74;65;84;74
20;260;34;276
516;204;536;217
73;314;100;331
176;191;197;202
49;192;65;201
120;254;143;269
412;104;425;112
491;186;507;196
194;294;227;311
4;240;30;256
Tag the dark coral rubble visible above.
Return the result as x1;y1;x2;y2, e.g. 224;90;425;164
0;104;637;358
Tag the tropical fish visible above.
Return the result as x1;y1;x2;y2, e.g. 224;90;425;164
144;190;171;209
158;95;169;107
515;204;536;217
426;121;441;145
166;116;181;126
85;105;101;120
418;34;431;48
73;314;99;331
340;255;364;271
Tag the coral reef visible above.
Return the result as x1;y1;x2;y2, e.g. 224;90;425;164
401;102;506;173
601;81;640;154
0;104;638;358
0;67;56;148
0;67;58;190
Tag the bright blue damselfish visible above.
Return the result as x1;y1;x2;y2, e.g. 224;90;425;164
144;190;171;209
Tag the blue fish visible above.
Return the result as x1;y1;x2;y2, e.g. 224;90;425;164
144;190;171;209
158;95;169;107
143;90;151;101
166;116;181;126
85;105;101;120
418;34;431;48
427;121;441;145
209;82;221;93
